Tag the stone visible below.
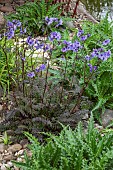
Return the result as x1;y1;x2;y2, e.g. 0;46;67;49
0;104;3;111
7;144;22;153
0;0;13;3
0;143;7;153
17;157;23;162
0;153;3;161
7;161;13;167
6;130;14;136
0;13;5;28
1;164;9;170
14;166;20;170
101;109;113;127
65;21;75;29
20;139;28;148
3;154;13;161
0;6;14;13
17;149;24;155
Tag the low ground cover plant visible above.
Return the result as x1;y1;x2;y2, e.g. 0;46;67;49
12;115;113;170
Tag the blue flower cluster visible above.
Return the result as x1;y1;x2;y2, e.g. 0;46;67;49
85;48;111;62
5;20;26;39
61;40;82;53
45;16;63;27
85;39;111;72
27;64;46;78
77;29;90;41
26;36;51;52
49;31;61;41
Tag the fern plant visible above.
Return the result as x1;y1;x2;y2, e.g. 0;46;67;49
12;114;113;170
6;0;63;35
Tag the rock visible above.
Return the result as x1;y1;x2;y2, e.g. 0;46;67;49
0;153;3;161
1;164;10;170
76;2;99;24
6;130;14;136
20;139;28;148
7;161;13;167
65;21;75;29
7;144;22;153
0;13;5;29
3;154;13;161
17;157;23;162
0;104;3;111
101;109;113;127
0;6;14;13
0;0;13;3
17;149;24;155
0;144;7;153
14;165;20;170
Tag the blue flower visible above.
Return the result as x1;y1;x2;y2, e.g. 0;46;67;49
21;57;26;61
36;64;46;72
102;39;110;46
45;17;62;27
80;35;87;41
61;47;68;52
98;50;111;61
27;72;35;78
44;44;51;52
49;31;61;41
85;55;91;61
56;19;63;27
40;64;46;71
88;64;97;72
20;27;26;34
26;36;34;46
61;40;81;53
77;29;84;37
6;28;15;39
7;21;14;28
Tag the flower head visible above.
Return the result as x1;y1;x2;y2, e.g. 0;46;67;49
98;50;111;61
27;72;35;78
36;64;46;72
88;64;97;72
85;55;91;61
61;40;81;53
49;31;61;41
80;35;87;41
26;36;34;46
77;29;84;37
45;16;63;27
102;39;110;46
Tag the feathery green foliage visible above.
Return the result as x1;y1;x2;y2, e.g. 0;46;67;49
6;0;62;35
12;115;113;170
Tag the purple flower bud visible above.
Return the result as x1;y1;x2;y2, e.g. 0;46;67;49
21;57;26;61
88;64;97;72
